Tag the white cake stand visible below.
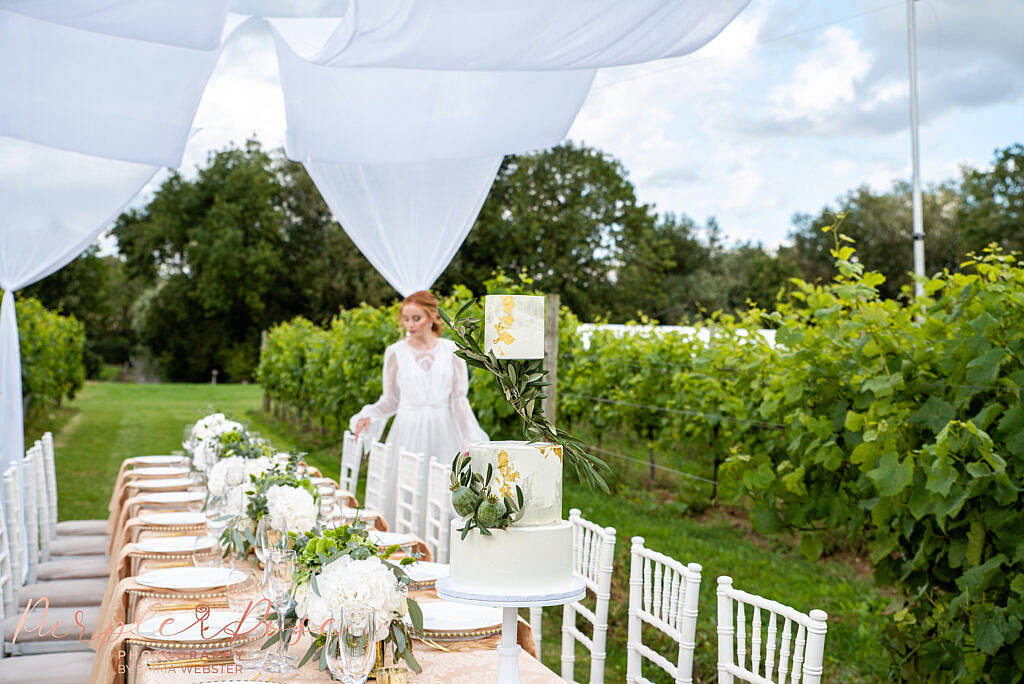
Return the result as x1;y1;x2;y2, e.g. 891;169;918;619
436;576;586;684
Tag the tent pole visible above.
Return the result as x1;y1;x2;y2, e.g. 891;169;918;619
907;0;925;297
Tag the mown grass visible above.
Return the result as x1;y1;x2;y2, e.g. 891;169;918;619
36;381;890;681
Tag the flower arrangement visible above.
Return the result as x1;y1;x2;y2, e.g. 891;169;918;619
222;463;320;557
188;413;272;473
292;525;424;673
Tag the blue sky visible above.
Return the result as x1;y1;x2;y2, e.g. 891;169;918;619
164;0;1023;254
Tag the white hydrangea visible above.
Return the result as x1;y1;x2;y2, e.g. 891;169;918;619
298;555;407;639
265;484;317;534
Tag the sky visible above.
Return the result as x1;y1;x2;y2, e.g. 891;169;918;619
139;0;1024;251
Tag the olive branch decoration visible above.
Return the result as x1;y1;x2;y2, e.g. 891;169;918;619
439;300;609;493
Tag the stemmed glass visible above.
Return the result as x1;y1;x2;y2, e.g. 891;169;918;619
262;549;298;673
325;605;377;684
256;516;289;564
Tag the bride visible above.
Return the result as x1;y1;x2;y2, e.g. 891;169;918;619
351;290;488;468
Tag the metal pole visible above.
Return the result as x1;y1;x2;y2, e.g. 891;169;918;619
907;0;925;297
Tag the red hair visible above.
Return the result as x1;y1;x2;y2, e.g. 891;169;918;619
400;291;443;336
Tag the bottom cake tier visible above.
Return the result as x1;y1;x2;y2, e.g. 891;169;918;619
447;519;575;596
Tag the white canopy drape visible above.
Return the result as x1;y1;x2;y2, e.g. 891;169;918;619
0;136;161;466
267;0;750;70
0;0;751;468
305;156;503;296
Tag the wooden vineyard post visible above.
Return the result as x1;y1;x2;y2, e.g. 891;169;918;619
260;330;270;413
543;293;560;428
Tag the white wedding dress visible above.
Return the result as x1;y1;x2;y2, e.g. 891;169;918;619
350;337;489;468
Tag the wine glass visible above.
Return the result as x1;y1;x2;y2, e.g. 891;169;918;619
256;516;289;564
181;425;194;453
261;549;298;673
192;534;219;569
326;605;377;684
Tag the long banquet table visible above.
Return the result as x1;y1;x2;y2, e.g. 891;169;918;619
90;456;562;683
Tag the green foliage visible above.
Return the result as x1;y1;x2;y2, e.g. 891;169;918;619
14;296;86;419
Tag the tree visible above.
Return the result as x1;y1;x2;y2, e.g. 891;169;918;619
21;245;138;376
958;143;1024;253
114;140;394;381
788;181;962;300
437;142;670;321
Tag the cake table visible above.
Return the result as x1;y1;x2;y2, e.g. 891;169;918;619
436;576;586;684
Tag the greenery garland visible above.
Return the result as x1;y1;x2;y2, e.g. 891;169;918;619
439;299;609;492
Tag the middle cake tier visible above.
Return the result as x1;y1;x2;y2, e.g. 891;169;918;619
467;440;562;526
448;519;574;596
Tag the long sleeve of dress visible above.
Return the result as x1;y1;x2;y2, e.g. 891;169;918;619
451;349;489;452
349;344;400;444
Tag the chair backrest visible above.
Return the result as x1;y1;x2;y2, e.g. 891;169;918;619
0;468;15;633
626;536;702;684
21;448;44;583
393;449;426;536
423;460;453;563
339;430;364;495
364;441;395;523
559;508;617;684
716;576;828;684
41;432;59;534
2;466;25;591
30;442;52;562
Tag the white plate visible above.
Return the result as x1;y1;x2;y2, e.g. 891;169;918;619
135;535;215;554
133;466;190;477
139;491;204;503
140;512;206;526
134;455;185;465
136;567;245;591
137;610;264;642
417;602;502;632
131;478;192;490
404;561;450;583
370;531;416;547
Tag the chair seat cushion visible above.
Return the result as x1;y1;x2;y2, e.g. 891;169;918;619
0;651;96;684
49;534;109;556
3;605;99;644
37;555;110;580
55;519;108;535
17;578;108;608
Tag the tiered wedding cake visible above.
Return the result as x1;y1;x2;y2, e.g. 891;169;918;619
447;295;576;596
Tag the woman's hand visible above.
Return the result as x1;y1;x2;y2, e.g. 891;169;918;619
354;417;370;438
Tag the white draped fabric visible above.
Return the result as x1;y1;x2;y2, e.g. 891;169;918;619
271;24;596;163
0;0;230;49
0;137;161;467
266;0;751;70
0;9;227;167
305;156;502;296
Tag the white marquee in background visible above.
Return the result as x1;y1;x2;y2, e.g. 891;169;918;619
0;0;750;467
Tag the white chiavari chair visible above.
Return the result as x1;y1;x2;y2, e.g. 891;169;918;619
423;460;453;563
339;430;365;495
394;450;426;537
365;441;397;524
21;448;106;566
716;576;828;684
0;466;101;654
625;536;702;684
548;508;617;683
40;432;106;537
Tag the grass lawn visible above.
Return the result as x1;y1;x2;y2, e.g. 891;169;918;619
34;381;890;682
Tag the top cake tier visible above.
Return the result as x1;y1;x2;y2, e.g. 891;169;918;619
483;294;545;360
468;440;562;526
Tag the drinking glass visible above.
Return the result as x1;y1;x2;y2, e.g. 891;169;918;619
261;549;297;673
326;605;377;684
231;628;266;672
255;516;288;563
181;425;194;453
192;534;219;569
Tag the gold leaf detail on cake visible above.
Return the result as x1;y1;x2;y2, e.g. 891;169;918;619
540;444;563;462
495;449;521;498
492;296;517;357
